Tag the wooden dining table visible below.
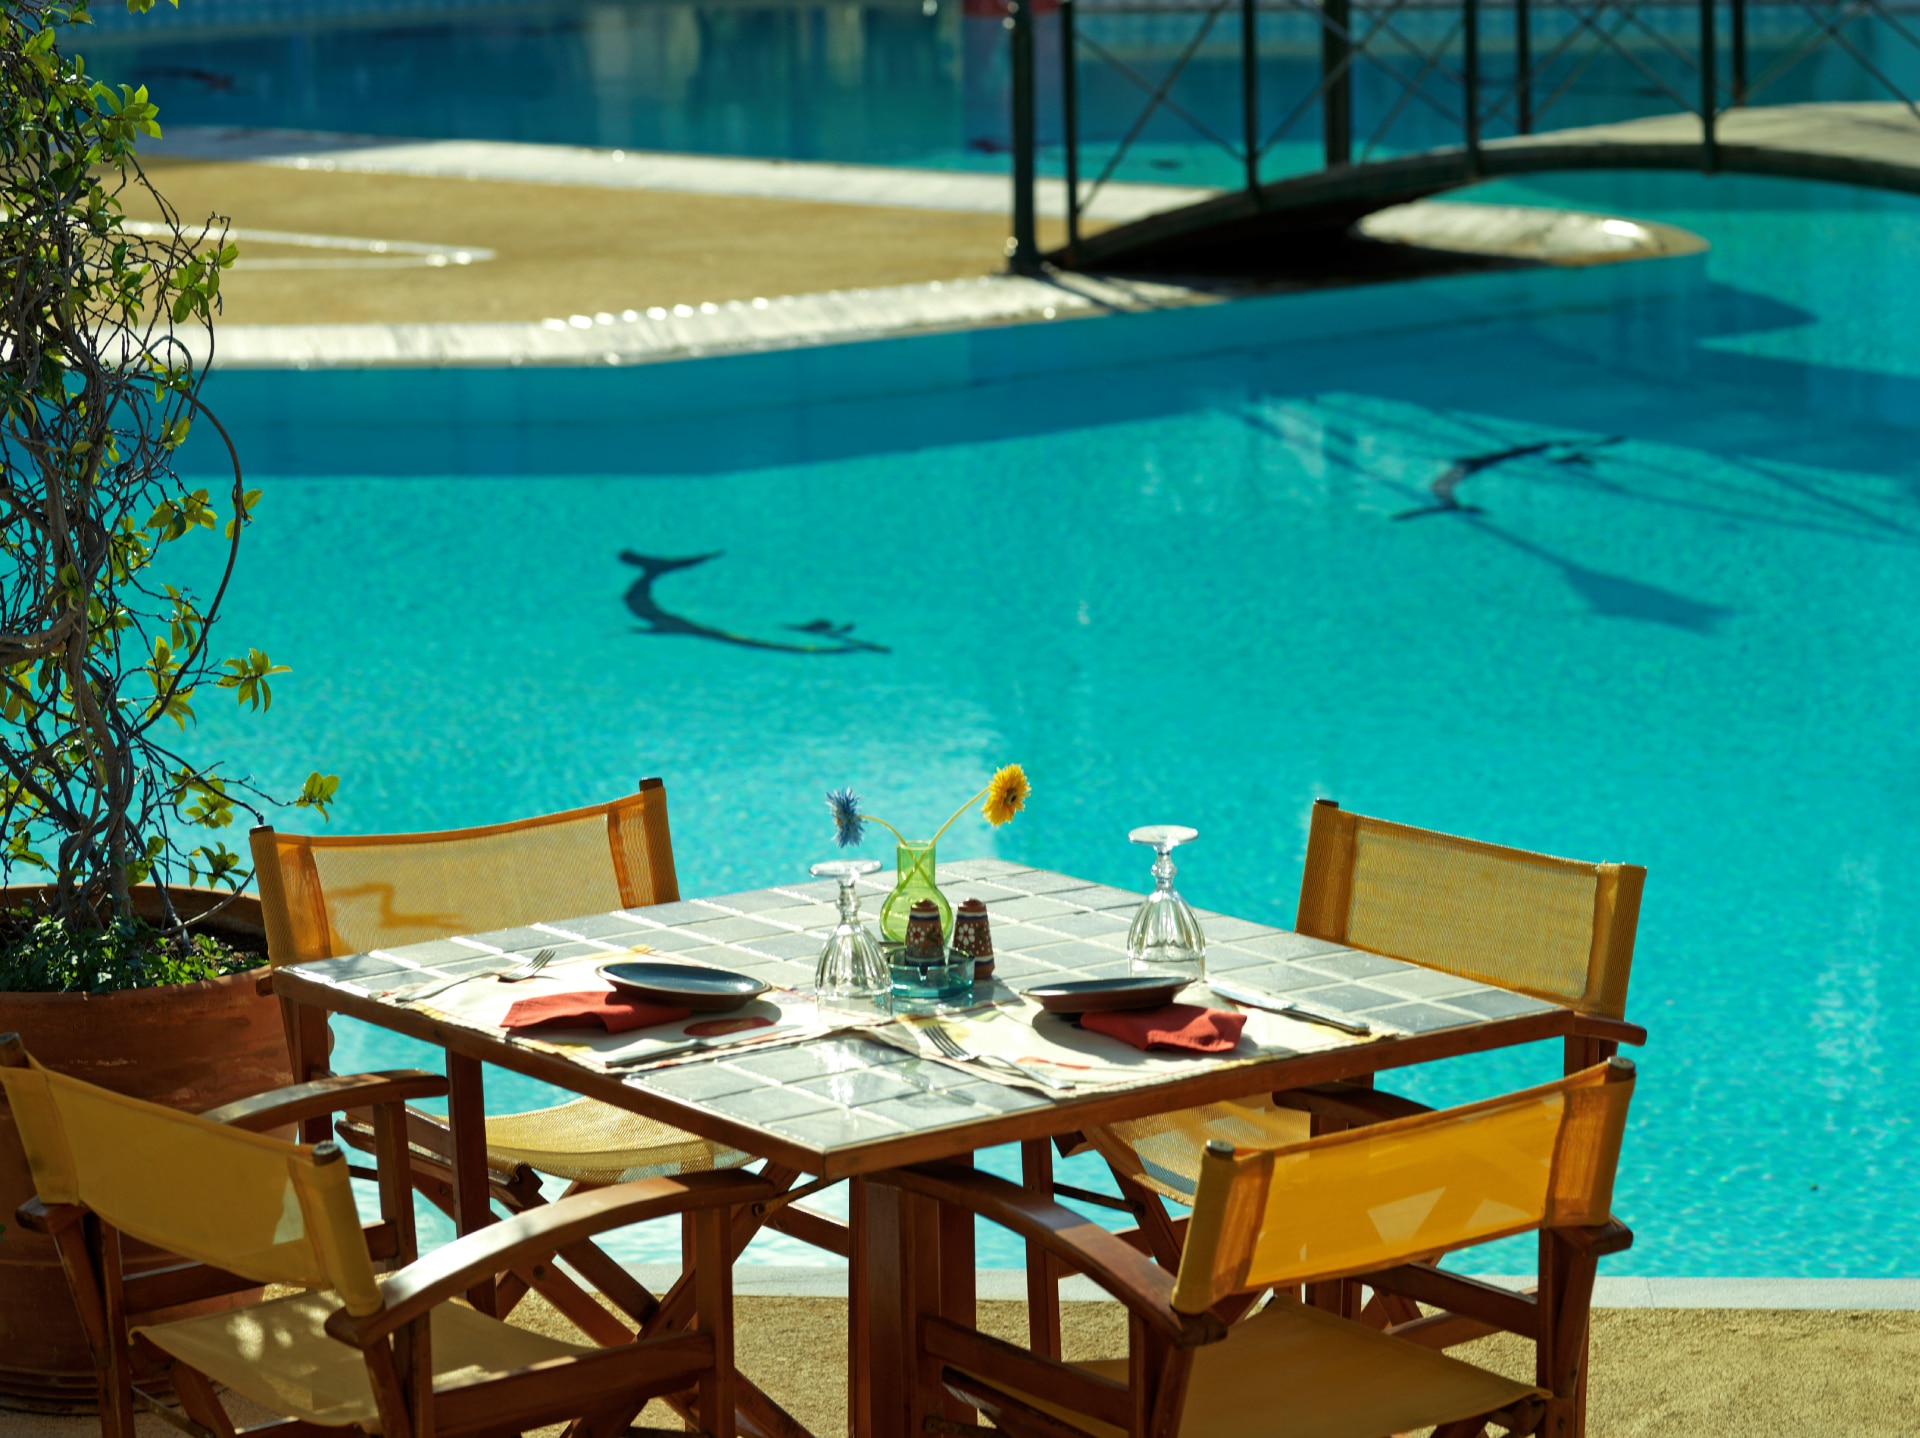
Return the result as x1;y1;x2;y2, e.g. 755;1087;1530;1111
271;855;1643;1438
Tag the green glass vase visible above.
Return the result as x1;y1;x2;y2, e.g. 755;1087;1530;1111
879;839;951;943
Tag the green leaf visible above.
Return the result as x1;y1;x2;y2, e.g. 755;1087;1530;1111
295;773;340;818
217;648;291;711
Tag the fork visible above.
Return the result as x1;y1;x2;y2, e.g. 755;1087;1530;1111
922;1021;1074;1092
400;948;555;1005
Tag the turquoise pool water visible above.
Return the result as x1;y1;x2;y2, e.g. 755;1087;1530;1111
86;1;1920;183
171;170;1920;1276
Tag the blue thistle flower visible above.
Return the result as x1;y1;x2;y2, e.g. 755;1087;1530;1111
826;787;865;848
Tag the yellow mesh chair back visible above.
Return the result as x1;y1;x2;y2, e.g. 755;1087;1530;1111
250;781;679;965
0;1050;383;1316
1295;799;1646;1020
1170;1059;1634;1314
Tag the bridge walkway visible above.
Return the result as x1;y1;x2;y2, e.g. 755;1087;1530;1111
1060;101;1920;270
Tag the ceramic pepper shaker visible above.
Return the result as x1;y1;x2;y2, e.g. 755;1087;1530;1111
952;897;994;980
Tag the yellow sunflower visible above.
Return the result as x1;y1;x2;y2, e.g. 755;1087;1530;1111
982;764;1031;827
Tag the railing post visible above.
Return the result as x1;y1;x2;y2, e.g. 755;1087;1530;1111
1731;0;1747;104
1061;0;1080;258
1009;0;1041;274
1463;0;1481;170
1241;0;1260;194
1321;0;1351;168
1515;0;1532;133
1700;0;1718;171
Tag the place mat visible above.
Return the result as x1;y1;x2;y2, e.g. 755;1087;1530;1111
399;947;849;1072
890;985;1369;1092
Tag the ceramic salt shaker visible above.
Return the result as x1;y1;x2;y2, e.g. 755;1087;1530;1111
904;899;945;961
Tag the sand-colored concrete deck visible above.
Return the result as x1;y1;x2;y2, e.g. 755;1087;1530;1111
4;1295;1916;1437
128;130;1700;349
133;159;1084;326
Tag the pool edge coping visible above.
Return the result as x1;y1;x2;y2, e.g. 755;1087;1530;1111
642;1266;1920;1310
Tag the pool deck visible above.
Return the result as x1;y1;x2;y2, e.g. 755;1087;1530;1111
4;1288;1915;1437
136;128;1703;368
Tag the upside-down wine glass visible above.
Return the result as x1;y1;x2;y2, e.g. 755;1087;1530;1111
1125;825;1206;982
811;858;890;1013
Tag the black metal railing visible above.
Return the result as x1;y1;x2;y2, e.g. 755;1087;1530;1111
1006;0;1920;268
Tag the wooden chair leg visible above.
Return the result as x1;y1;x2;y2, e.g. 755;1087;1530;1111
170;1358;241;1438
1108;1171;1183;1271
516;1260;635;1346
734;1374;811;1438
95;1222;138;1438
691;1205;737;1438
1359;1288;1424;1329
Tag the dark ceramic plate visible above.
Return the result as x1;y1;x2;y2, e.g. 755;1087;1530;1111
1025;976;1187;1015
597;961;771;1012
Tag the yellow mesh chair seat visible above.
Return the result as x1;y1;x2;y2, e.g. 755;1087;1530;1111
485;1097;750;1185
1095;1098;1310;1205
980;1297;1541;1438
137;1288;592;1430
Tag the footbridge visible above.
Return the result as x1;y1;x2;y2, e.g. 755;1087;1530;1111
999;0;1920;270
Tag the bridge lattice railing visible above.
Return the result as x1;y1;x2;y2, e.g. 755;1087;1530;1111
1003;0;1920;264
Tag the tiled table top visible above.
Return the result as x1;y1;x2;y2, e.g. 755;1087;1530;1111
286;859;1562;1163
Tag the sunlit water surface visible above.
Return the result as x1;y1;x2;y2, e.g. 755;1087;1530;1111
155;163;1920;1274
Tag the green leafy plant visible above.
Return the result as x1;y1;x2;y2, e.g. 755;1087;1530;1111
0;0;336;973
0;908;253;992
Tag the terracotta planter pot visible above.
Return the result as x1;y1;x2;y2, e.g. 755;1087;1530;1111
0;885;288;1411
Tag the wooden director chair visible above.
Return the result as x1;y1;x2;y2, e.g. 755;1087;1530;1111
250;783;842;1436
1;1034;769;1438
876;1058;1638;1438
1036;799;1647;1362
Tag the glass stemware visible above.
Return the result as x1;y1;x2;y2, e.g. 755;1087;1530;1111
810;858;890;1013
1125;825;1206;982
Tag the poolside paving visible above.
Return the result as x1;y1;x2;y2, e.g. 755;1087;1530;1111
132;158;1090;327
125;129;1704;366
4;1293;1913;1437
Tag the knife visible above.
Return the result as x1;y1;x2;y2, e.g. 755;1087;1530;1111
1207;977;1374;1036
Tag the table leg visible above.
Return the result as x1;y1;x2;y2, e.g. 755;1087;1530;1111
1020;1140;1062;1360
848;1178;869;1438
280;995;335;1144
445;1052;496;1315
935;1152;977;1423
854;1152;977;1438
859;1179;906;1438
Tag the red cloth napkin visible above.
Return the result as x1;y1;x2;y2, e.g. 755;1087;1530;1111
1081;1003;1247;1054
501;991;692;1034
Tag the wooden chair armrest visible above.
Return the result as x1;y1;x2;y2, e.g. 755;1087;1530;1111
255;973;278;998
326;1170;777;1346
15;1196;85;1235
199;1071;450;1132
876;1162;1224;1348
1555;1218;1634;1257
1274;1081;1433;1126
1571;1016;1646;1047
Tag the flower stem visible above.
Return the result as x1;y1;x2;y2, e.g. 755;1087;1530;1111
859;814;908;845
928;784;991;848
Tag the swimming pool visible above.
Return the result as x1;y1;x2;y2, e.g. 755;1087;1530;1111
168;165;1920;1277
83;0;1920;185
